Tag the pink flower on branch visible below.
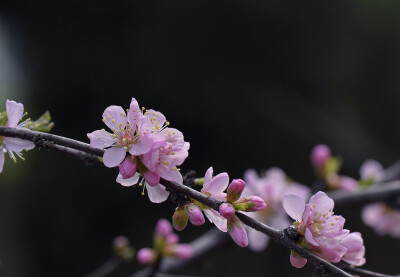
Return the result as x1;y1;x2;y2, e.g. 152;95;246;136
283;191;366;268
88;98;189;203
0;100;35;173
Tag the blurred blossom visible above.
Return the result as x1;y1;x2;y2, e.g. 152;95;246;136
362;202;400;238
243;167;311;251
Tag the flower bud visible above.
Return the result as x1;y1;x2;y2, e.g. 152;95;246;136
310;144;331;169
226;179;245;203
166;233;179;244
155;219;173;237
227;215;248;247
172;207;189;231
137;248;156;265
174;244;193;260
119;156;137;179
234;196;266;212
186;204;205;226
112;236;135;260
219;203;235;219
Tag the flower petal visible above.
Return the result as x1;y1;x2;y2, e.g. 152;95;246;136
102;105;127;132
305;228;319;246
87;130;115;149
6;100;24;127
283;193;305;221
290;252;307;268
157;167;183;184
127;98;141;127
309;191;334;215
146;183;169;203
203;172;229;196
203;167;213;188
4;137;35;152
203;209;227;232
0;148;5;174
116;173;140;187
103;147;126;168
247;227;270;252
143;171;160;186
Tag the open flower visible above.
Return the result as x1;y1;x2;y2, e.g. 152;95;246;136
0;100;35;173
362;202;400;238
283;191;349;268
88;98;189;203
340;232;366;266
243;168;310;252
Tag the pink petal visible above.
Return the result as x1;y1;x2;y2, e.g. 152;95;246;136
116;173;140;187
283;193;305;221
243;168;259;185
103;147;126;168
4;137;35;152
146;183;169;203
203;172;229;196
6;100;24;127
228;220;248;247
305;228;319;246
203;167;213;188
157;167;183;184
203;209;227;232
102;105;127;132
87;130;115;149
0;149;4;174
129;134;156;156
127;98;140;127
360;159;384;182
290;252;307;268
143;171;160;186
309;191;334;215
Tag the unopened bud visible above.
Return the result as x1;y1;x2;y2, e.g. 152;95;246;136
227;214;248;247
172;207;189;231
311;144;331;169
226;179;245;203
186;204;205;226
219;203;235;219
137;248;156;265
174;244;193;260
119;156;137;179
155;219;173;237
234;196;267;212
166;233;180;244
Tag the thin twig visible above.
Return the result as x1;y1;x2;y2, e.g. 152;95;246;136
336;262;400;277
84;256;123;277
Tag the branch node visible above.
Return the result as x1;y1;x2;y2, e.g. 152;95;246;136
313;265;330;277
284;227;301;242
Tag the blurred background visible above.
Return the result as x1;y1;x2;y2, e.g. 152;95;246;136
0;0;400;276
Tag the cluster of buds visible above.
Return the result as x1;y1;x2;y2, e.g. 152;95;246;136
283;191;366;268
172;167;266;247
88;98;189;203
137;219;192;265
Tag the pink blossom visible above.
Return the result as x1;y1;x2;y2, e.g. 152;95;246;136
243;168;310;252
340;232;366;266
326;174;358;191
283;191;349;267
89;98;189;204
137;248;156;265
360;159;384;182
0;100;35;173
362;202;400;238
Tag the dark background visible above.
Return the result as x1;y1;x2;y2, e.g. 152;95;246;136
0;1;400;276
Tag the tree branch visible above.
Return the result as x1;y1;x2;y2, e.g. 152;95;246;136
0;126;396;277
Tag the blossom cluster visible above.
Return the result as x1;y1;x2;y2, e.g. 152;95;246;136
88;98;189;203
137;219;192;265
283;191;366;268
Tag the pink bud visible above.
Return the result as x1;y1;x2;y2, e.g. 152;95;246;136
186;204;205;226
155;219;173;237
119;157;137;179
245;196;267;211
227;215;248;247
137;248;156;265
166;233;180;244
310;144;331;168
172;207;189;231
219;203;235;219
143;171;161;186
174;244;193;260
227;179;246;203
360;159;384;182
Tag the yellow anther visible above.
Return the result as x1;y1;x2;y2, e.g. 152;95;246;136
335;217;338;220
112;119;116;124
330;223;335;226
101;129;106;132
97;137;102;139
107;116;110;119
104;143;108;146
312;204;315;208
119;122;123;127
102;118;106;122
